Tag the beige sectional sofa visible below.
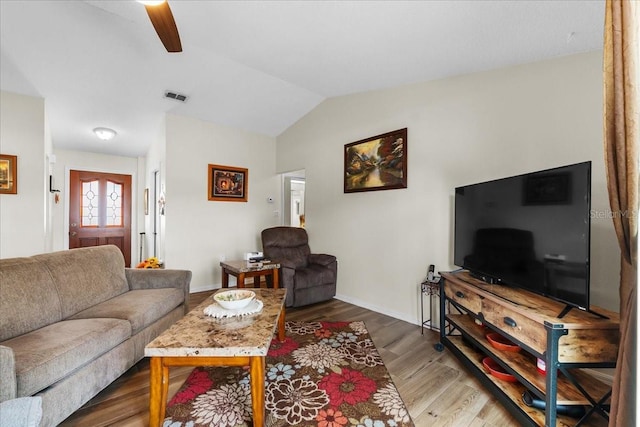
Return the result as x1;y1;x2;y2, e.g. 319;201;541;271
0;245;191;426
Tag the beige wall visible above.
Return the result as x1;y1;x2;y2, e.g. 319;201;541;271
50;149;142;259
163;114;281;292
277;51;620;323
0;91;47;257
1;52;621;325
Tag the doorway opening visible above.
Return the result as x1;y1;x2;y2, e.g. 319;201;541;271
152;170;163;259
282;170;305;227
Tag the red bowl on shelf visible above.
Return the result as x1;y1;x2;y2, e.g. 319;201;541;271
486;332;521;352
482;357;518;382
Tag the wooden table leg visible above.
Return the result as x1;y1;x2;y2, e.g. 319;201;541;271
250;356;266;427
278;306;286;341
221;268;229;288
160;362;169;420
149;357;168;427
272;268;279;289
238;272;245;288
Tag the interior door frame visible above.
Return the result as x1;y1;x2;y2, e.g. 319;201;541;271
281;170;305;227
63;165;138;260
152;169;158;258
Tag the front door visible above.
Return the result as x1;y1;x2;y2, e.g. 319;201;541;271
69;170;132;266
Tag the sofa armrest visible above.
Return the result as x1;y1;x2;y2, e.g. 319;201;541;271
308;253;336;267
125;269;192;313
0;345;17;402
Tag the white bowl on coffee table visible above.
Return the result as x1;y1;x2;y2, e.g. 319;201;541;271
214;290;256;310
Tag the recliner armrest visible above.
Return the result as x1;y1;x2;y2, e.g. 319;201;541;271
0;345;17;402
279;261;298;270
308;253;336;267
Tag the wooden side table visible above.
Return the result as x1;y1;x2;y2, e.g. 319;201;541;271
220;260;280;289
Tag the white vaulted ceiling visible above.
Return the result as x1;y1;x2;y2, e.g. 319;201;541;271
1;1;605;157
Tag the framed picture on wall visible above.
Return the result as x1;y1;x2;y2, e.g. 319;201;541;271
0;154;17;195
344;128;407;193
208;164;248;202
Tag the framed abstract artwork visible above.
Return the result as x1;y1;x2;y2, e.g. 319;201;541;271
0;154;17;195
208;164;248;202
344;128;407;193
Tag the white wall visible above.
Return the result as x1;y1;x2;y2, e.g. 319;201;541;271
163;114;280;292
0;91;47;257
276;51;620;324
50;149;141;259
44;109;54;252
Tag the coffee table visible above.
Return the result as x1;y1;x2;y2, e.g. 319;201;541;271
145;288;287;427
220;259;280;288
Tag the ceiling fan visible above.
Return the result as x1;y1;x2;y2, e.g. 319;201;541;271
138;0;182;53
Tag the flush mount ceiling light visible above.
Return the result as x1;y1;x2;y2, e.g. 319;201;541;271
93;127;117;141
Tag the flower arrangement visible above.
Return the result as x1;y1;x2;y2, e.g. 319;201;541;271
136;257;162;269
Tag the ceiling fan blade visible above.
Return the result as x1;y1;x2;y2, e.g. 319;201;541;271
144;1;182;53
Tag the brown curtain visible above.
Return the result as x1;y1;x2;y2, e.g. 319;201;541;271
603;0;638;426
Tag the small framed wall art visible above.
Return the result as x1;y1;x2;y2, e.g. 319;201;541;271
344;128;407;193
208;164;248;202
0;154;17;195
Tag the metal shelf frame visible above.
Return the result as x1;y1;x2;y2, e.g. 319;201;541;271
420;278;441;334
437;277;615;427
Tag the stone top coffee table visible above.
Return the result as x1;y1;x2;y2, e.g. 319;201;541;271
145;288;287;427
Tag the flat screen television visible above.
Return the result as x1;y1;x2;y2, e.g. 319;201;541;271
454;161;591;311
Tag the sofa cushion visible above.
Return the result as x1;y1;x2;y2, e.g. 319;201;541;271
0;257;63;342
2;318;131;397
68;288;184;334
34;246;129;318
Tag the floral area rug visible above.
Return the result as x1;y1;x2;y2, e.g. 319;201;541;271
164;321;414;427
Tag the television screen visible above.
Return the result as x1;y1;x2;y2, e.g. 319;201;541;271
454;161;591;310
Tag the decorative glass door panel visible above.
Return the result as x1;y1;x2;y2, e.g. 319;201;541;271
105;180;123;227
81;180;100;227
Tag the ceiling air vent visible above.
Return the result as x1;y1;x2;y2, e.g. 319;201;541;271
164;91;188;102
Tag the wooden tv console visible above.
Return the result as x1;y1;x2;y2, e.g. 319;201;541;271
438;271;619;427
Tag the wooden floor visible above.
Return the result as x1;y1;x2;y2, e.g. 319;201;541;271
59;291;603;427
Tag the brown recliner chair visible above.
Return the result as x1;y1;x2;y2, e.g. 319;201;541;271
261;226;337;307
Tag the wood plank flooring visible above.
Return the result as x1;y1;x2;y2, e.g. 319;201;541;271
59;292;605;427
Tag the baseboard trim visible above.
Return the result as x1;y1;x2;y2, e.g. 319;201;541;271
190;287;615;387
190;287;421;327
332;295;615;385
190;283;217;294
334;293;419;326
